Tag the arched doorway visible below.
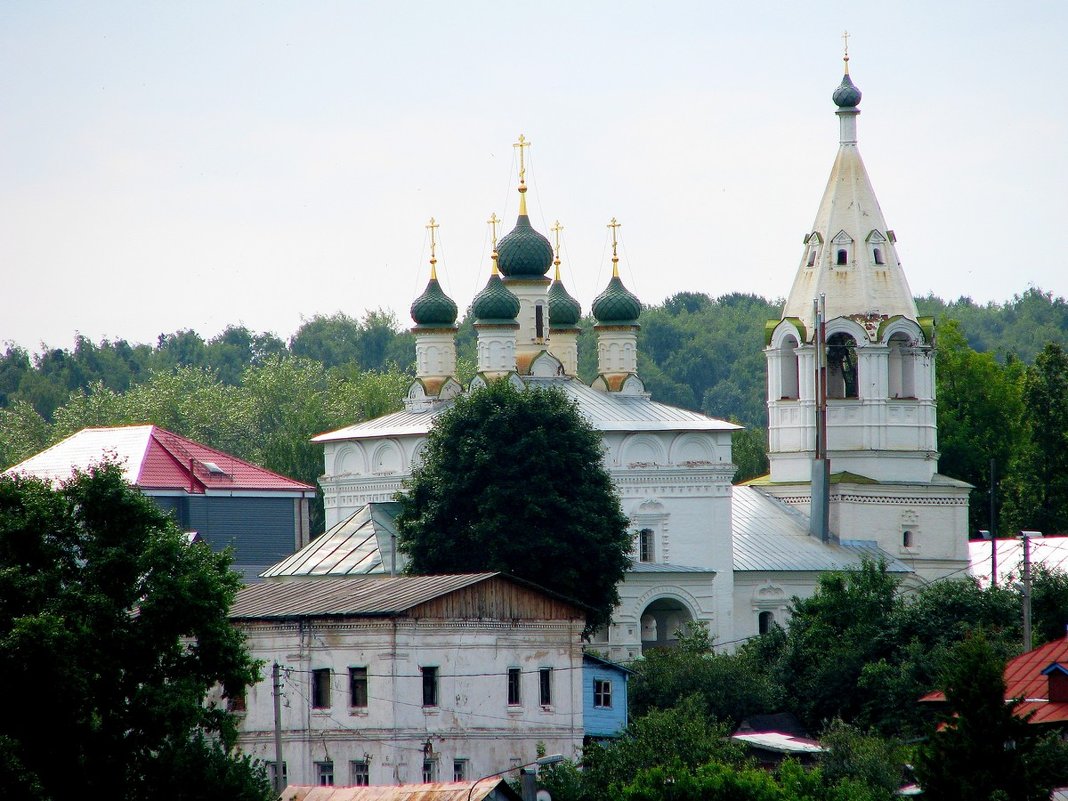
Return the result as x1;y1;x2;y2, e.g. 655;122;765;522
639;598;694;654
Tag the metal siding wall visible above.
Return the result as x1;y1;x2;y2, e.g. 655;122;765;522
187;496;296;577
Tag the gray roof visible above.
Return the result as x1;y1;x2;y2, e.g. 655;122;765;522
261;502;402;578
732;485;910;573
313;375;739;443
231;572;590;620
628;560;714;574
233;573;498;619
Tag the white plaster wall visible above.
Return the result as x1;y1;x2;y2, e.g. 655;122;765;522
235;618;584;786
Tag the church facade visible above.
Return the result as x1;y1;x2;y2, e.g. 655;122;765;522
297;59;968;658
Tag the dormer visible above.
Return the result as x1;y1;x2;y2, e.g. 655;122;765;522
802;232;824;268
866;230;888;266
1041;663;1068;703
831;230;854;267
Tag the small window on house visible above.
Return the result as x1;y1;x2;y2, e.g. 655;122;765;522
535;303;545;340
758;610;774;635
903;530;914;548
422;759;437;783
421;666;438;707
836;248;848;265
507;667;522;705
873;247;884;265
349;666;368;708
639;528;655;563
594;679;613;708
312;668;331;709
351;761;369;786
540;668;553;706
316;761;335;786
267;761;288;789
453;759;469;782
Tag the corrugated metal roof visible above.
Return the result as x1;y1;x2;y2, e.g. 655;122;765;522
231;572;589;619
281;779;520;801
6;425;315;495
261;502;402;578
969;536;1068;589
628;560;714;573
732;485;910;573
313;376;739;443
731;732;825;754
922;637;1068;726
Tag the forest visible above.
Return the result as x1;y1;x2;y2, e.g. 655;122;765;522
3;286;1068;536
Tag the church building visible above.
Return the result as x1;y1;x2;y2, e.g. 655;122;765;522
271;56;969;659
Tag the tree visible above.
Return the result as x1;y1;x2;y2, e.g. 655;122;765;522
0;463;270;800
396;379;632;630
915;632;1049;801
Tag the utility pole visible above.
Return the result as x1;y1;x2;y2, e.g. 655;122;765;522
990;459;998;586
1021;531;1041;652
273;662;285;792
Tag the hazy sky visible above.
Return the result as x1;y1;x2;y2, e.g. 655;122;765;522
2;1;1066;353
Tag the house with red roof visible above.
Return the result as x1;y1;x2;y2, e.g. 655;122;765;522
6;425;316;582
921;636;1068;728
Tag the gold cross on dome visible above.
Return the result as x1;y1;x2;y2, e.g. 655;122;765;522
551;220;564;256
842;30;850;71
487;212;500;247
513;134;530;185
426;217;440;277
607;217;621;276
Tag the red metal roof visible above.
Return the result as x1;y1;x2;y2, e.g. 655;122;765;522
7;425;315;496
921;637;1068;725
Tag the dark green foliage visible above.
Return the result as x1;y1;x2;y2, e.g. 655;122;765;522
289;309;414;372
395;380;631;631
0;464;271;800
818;721;907;801
1030;565;1068;646
731;426;769;483
629;622;781;726
914;632;1050;801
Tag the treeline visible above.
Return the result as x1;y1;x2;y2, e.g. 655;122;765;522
5;288;1068;534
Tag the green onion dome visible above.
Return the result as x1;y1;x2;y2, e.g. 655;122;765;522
472;273;521;323
497;215;553;278
547;279;582;327
833;72;862;108
592;275;642;325
410;277;458;327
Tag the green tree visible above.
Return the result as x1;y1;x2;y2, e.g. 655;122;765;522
818;721;906;801
915;632;1047;801
396;380;631;630
0;463;270;800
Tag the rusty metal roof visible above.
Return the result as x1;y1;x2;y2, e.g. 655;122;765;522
231;572;589;620
281;779;521;801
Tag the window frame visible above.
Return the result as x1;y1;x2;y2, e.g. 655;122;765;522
350;760;370;787
593;678;613;709
539;667;553;706
421;666;439;707
349;666;368;709
315;760;335;786
311;668;332;709
507;667;522;706
453;758;469;782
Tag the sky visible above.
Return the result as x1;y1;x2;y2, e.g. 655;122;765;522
2;1;1066;354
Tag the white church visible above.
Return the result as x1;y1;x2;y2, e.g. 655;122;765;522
264;58;970;662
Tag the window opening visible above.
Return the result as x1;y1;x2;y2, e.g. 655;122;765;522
421;666;438;707
594;679;613;708
351;761;369;786
349;666;368;708
316;761;335;786
226;688;246;713
873;247;884;265
535;304;545;340
453;759;468;781
540;668;553;706
639;528;655;563
826;333;858;399
807;249;817;267
507;667;522;705
422;759;437;783
758;610;774;635
903;530;914;548
836;248;848;265
267;762;288;789
312;668;331;709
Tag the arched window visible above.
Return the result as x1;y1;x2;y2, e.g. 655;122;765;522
535;303;545;340
888;333;916;399
873;248;885;265
807;249;817;267
758;611;774;635
638;528;655;563
779;335;799;399
826;333;858;399
836;249;848;265
903;530;914;548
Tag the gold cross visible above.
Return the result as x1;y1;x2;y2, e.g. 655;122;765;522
608;217;621;276
487;212;500;247
842;30;850;71
551;220;564;256
426;217;439;277
513;134;530;185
